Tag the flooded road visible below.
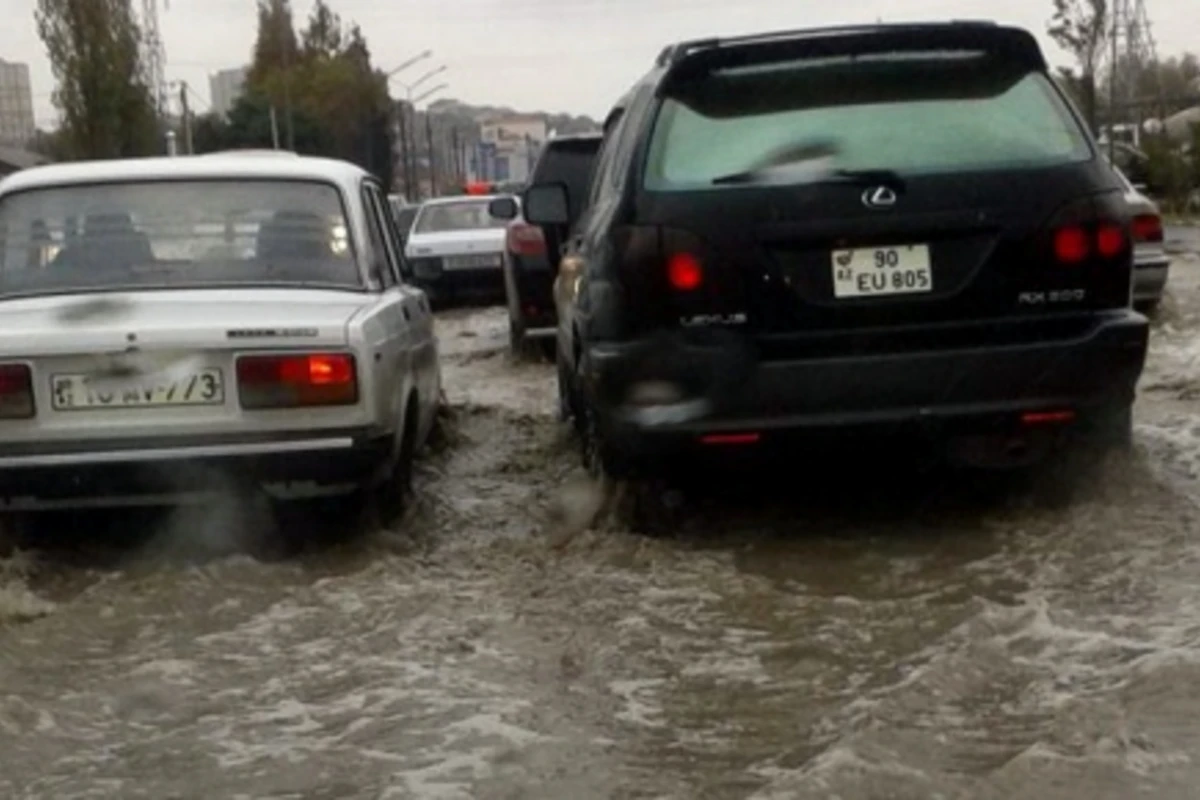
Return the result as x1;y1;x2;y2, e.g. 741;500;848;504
2;227;1200;799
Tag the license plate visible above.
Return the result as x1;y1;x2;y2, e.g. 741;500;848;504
831;244;932;298
51;369;225;411
444;254;500;270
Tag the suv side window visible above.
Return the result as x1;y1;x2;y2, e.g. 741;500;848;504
587;108;627;209
608;86;654;193
360;183;399;289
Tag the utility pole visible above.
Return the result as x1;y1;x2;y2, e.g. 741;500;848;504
451;128;460;186
426;112;437;197
269;106;281;150
397;103;412;201
179;81;193;154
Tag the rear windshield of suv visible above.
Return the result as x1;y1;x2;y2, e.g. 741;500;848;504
0;179;359;296
644;50;1092;190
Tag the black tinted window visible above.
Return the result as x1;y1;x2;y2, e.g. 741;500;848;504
531;141;601;221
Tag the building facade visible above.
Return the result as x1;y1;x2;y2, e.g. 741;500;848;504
209;67;248;118
473;115;547;185
0;59;35;146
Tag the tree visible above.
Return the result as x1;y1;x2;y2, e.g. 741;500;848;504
1048;0;1108;131
35;0;160;159
244;0;394;188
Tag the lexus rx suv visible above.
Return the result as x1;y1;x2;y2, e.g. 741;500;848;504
521;22;1149;477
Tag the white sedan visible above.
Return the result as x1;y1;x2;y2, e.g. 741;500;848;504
404;195;510;304
0;153;441;519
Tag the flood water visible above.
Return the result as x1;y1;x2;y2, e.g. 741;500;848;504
2;227;1199;799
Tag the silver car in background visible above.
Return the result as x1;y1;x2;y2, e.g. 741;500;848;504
1113;167;1170;310
0;154;440;520
403;195;508;304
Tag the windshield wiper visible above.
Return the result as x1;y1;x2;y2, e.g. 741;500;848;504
712;165;906;189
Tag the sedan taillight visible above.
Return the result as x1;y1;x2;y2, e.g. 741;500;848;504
236;353;358;409
507;223;546;257
0;363;34;419
1132;213;1164;243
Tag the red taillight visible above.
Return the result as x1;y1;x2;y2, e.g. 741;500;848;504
1021;410;1076;426
0;363;33;419
667;252;703;291
236;353;357;409
700;433;761;445
1095;223;1126;258
1053;226;1090;264
507;223;546;257
1132;214;1163;243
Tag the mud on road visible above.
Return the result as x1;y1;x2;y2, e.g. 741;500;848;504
2;230;1200;799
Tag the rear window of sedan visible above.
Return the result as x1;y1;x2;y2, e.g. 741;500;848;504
412;200;507;234
0;179;360;296
644;50;1093;190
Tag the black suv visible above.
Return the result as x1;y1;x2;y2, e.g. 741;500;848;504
520;23;1149;476
494;133;603;358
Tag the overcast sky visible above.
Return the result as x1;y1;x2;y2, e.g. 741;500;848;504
0;0;1194;128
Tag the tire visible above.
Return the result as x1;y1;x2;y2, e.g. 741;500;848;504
508;315;527;358
537;337;557;363
1079;404;1134;452
374;397;419;525
579;394;635;481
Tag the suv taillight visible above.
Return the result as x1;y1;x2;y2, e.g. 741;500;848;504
1051;221;1128;265
0;363;34;419
507;223;546;257
236;353;358;409
667;251;704;291
1132;213;1163;243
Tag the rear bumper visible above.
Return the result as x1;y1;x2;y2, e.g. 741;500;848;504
0;428;391;505
584;310;1148;453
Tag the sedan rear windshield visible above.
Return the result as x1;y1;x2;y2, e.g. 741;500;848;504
644;51;1092;190
0;179;360;296
531;142;600;222
413;200;506;234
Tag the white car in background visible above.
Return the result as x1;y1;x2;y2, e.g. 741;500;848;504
403;195;509;305
0;154;440;522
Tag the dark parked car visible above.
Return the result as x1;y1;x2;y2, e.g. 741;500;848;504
519;22;1148;478
492;133;603;358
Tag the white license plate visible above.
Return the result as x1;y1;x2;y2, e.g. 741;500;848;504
51;369;225;411
831;244;933;298
444;254;500;270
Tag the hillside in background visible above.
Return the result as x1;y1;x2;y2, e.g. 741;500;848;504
427;99;601;136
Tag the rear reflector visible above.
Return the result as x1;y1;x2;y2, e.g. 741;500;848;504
667;252;704;291
1021;410;1076;425
237;353;358;409
1132;214;1164;243
1095;223;1126;258
507;223;546;257
700;433;761;445
1053;226;1089;264
0;363;33;419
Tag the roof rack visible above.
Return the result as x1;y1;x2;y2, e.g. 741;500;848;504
657;20;1002;67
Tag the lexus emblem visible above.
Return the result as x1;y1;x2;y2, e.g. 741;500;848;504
862;185;898;209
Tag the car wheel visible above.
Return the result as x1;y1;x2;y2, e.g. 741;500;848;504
538;337;557;363
579;396;634;481
374;399;418;526
508;316;527;357
1079;404;1134;452
1134;299;1160;315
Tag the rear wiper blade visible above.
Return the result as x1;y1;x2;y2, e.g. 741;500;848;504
712;165;907;189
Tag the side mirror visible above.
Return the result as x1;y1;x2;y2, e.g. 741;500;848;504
523;183;570;226
488;196;519;221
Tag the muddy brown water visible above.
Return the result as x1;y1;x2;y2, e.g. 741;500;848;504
2;232;1200;799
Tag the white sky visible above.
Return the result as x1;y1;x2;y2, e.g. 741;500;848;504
0;0;1195;128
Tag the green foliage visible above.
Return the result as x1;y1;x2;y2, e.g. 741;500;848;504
243;0;393;187
1048;0;1108;130
34;0;160;159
